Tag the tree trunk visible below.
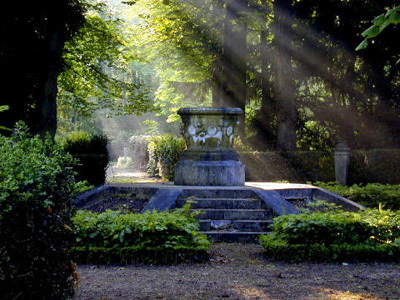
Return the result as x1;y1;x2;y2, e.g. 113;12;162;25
251;0;277;150
34;23;66;139
211;0;248;137
273;0;297;151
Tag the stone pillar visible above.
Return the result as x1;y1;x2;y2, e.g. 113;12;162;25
174;107;245;186
333;141;351;185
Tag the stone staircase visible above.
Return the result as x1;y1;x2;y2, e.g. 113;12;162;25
176;189;275;242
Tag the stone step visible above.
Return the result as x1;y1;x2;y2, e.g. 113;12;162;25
199;219;273;232
180;189;256;200
193;209;272;220
177;198;263;209
199;231;267;243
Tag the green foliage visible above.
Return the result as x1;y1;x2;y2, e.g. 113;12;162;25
147;134;186;180
57;0;154;135
126;0;214;122
348;149;400;185
314;182;400;210
72;205;210;264
60;2;153;115
240;151;334;183
356;5;400;63
0;105;11;133
62;131;109;186
260;208;400;262
0;123;79;299
241;149;400;185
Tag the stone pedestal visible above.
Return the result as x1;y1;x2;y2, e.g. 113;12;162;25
333;141;351;185
174;107;245;186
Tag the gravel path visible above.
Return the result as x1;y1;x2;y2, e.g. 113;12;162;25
74;243;400;300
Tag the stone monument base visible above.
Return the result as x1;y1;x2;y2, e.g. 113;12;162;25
174;160;245;186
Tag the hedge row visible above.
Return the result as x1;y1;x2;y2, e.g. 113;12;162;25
72;206;210;264
260;208;400;262
313;182;400;210
260;241;400;262
240;151;334;183
62;131;109;186
349;149;400;184
241;149;400;184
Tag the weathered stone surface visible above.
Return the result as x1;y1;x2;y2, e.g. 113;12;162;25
210;220;232;230
174;160;245;186
196;209;271;220
176;198;263;209
253;189;299;216
174;107;245;186
333;141;351;185
178;107;243;151
141;188;182;212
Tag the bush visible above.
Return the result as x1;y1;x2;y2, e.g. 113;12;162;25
314;182;400;210
240;149;400;184
62;131;109;186
0;124;79;299
72;205;210;264
147;134;186;181
239;151;335;183
260;208;400;262
349;149;400;185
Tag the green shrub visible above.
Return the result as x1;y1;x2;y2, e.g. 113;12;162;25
0;124;79;299
147;134;186;181
349;149;400;184
240;149;400;184
314;182;400;210
62;131;109;186
260;208;400;262
72;205;210;264
0;105;11;133
239;151;335;182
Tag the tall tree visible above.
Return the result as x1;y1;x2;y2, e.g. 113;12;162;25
0;0;84;137
273;0;297;150
291;0;400;148
57;1;154;135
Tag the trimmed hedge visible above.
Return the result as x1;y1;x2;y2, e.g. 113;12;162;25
240;151;334;183
240;149;400;184
62;131;109;186
349;149;400;184
72;206;210;264
147;134;186;181
0;124;79;299
313;182;400;210
259;240;400;262
260;208;400;262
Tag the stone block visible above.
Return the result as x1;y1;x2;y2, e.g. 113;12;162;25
174;160;245;186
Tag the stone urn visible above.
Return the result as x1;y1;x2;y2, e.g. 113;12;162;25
174;107;245;186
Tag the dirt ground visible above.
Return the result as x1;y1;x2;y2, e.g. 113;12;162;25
73;243;400;300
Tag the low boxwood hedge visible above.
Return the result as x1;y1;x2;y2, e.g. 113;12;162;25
260;208;400;262
72;205;210;264
314;182;400;210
